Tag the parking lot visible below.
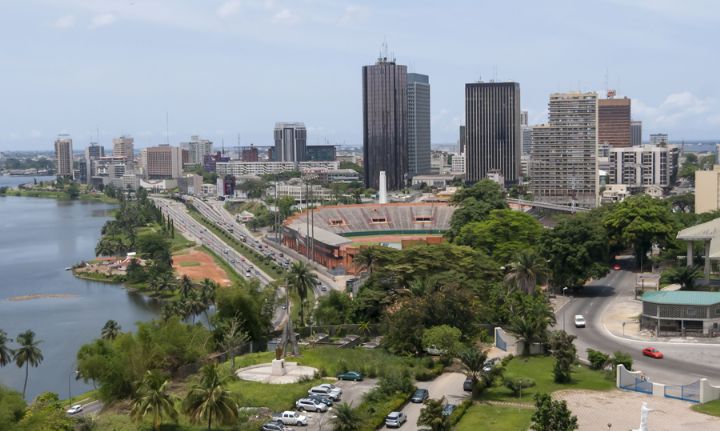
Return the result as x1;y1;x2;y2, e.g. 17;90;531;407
301;378;377;431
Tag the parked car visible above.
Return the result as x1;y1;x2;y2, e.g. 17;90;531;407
410;388;429;403
295;398;328;412
612;263;621;270
463;377;474;392
385;411;407;428
424;345;445;356
317;383;342;395
337;371;364;381
642;347;664;359
261;422;292;431
442;404;457;416
574;315;586;328
271;411;307;426
307;394;334;406
307;385;341;401
482;358;500;373
66;404;83;415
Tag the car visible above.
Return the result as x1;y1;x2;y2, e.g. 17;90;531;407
337;371;364;381
318;383;341;394
272;411;308;426
424;345;445;356
385;411;407;428
295;397;328;412
463;377;474;392
261;422;292;431
574;315;586;328
320;285;328;292
308;385;341;401
308;394;334;406
410;388;429;403
612;263;621;270
66;404;83;415
245;268;252;276
482;358;500;373
642;347;664;359
442;404;457;417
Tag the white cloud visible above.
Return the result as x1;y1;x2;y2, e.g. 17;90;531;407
272;8;299;24
634;91;715;128
54;15;76;29
217;1;242;18
29;130;43;138
90;13;116;29
339;5;369;25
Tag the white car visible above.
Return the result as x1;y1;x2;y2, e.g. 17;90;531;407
385;411;407;428
574;315;586;328
295;397;328;412
66;404;83;415
308;384;341;401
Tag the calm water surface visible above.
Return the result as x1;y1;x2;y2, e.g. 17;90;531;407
0;195;160;400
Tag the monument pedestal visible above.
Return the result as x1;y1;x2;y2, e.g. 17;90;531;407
271;359;287;376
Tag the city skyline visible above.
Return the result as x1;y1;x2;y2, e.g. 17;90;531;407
2;1;720;151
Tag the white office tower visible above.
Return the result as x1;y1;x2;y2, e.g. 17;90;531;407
379;171;388;204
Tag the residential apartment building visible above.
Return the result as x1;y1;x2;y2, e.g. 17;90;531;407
215;161;339;177
272;183;333;203
273;122;307;163
241;145;259;162
530;92;599;208
184;136;213;166
451;153;466;174
112;136;135;166
54;135;73;179
598;97;631;148
407;72;431;177
362;57;408;190
695;166;720;213
465;82;521;185
141;145;187;179
608;145;675;188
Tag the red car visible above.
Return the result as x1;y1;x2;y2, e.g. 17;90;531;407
642;347;664;359
612;263;621;270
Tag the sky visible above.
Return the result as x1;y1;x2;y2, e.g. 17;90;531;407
1;0;719;151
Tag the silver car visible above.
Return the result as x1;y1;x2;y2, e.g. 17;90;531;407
385;411;407;428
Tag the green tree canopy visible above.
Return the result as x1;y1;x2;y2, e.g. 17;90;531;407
422;325;462;357
531;393;578;431
447;179;508;240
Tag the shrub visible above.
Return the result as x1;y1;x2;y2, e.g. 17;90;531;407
471;379;488;399
586;349;610;370
450;399;473;426
378;369;414;396
612;351;633;371
504;376;536;397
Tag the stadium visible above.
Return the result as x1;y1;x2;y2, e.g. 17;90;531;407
281;202;455;275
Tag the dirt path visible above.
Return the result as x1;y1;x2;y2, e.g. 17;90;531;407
173;249;231;286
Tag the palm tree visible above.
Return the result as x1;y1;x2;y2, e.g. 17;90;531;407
459;347;488;383
131;370;178;431
505;250;548;295
331;402;363;431
0;329;13;367
417;397;450;431
353;246;383;275
664;265;701;290
183;364;239;431
286;262;317;326
14;329;44;398
179;275;194;299
101;320;121;341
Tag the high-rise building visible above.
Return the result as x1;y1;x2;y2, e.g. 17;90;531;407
631;121;642;146
521;110;529;126
458;125;466;154
112;136;135;166
650;133;669;146
598;97;631;148
522;126;533;155
141;145;187;179
305;145;337;161
54;135;73;179
608;145;675;188
185;136;213;166
241;145;259;162
362;57;408;190
407;73;431;177
273;122;307;163
465;82;521;184
530;92;599;208
85;143;105;159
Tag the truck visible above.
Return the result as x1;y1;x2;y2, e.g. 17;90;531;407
271;411;308;426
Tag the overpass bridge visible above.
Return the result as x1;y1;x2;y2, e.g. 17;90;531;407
506;198;590;213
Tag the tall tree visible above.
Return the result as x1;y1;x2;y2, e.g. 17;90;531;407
183;364;239;431
286;262;317;326
101;320;122;341
179;275;194;300
455;209;543;263
447;179;508;240
504;249;549;295
130;371;178;431
549;331;577;384
220;319;250;372
331;402;364;431
459;347;488;383
14;330;44;398
0;329;13;367
531;393;578;431
417;397;451;431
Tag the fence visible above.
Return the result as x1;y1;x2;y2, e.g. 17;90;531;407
617;364;720;403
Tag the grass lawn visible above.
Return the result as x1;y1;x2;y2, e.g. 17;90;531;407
693;399;720;417
226;378;323;412
480;356;614;403
456;403;533;431
136;223;196;252
178;261;201;267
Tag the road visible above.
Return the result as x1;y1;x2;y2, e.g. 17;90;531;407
561;269;720;385
380;373;468;431
303;379;378;431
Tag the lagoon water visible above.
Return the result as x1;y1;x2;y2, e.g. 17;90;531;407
0;195;160;400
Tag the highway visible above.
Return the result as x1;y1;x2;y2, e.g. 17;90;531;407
560;269;720;385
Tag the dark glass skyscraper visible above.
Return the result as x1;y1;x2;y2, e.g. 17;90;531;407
273;122;307;163
407;73;431;177
465;82;521;185
362;58;408;190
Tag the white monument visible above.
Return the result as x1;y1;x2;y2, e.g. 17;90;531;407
378;171;388;204
632;402;652;431
271;358;287;376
